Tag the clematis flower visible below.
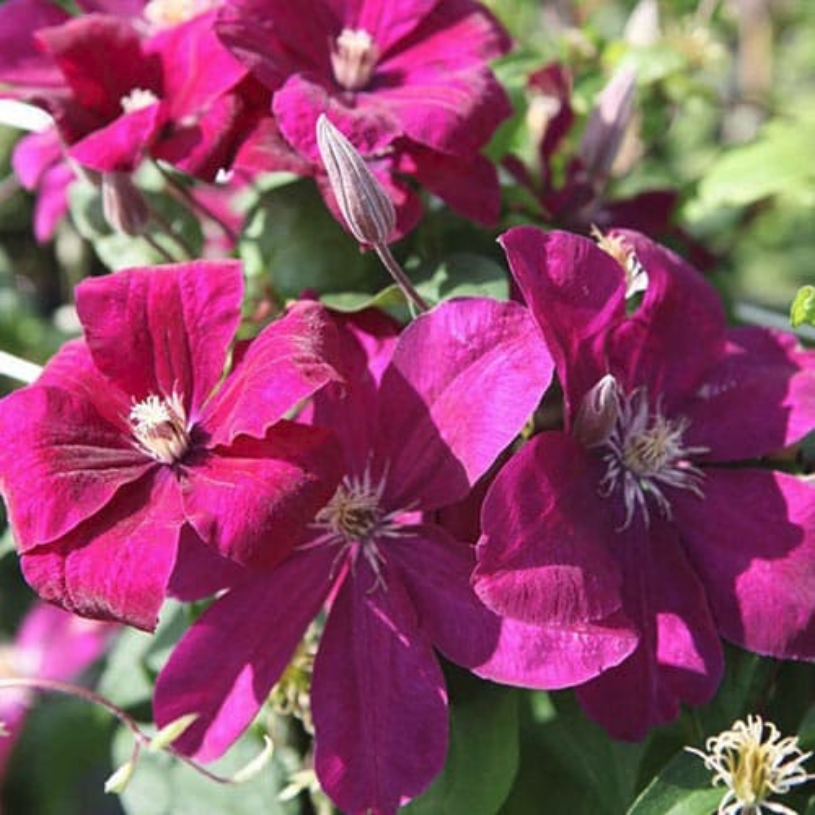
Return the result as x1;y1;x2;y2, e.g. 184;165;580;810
0;602;116;780
0;261;344;631
153;300;637;813
219;0;513;236
474;227;815;739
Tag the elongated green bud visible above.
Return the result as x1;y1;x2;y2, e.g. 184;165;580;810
316;114;395;246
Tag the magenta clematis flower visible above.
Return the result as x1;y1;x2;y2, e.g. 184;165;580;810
218;0;513;236
474;227;815;739
0;602;116;780
153;300;637;813
0;262;344;631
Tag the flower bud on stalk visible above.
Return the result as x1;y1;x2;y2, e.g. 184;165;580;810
316;114;428;312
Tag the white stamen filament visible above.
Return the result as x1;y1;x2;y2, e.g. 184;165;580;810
129;391;190;464
120;88;160;114
331;28;379;91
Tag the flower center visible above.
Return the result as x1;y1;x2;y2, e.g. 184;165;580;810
128;392;190;464
591;226;648;299
143;0;218;28
331;28;379;91
589;379;708;528
120;88;160;114
313;469;405;590
688;715;815;813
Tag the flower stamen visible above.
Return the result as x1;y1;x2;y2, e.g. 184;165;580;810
129;392;190;464
593;379;708;528
331;28;379;91
120;88;160;114
687;715;814;815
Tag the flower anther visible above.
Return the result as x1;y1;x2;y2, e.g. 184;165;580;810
128;392;190;464
687;715;814;815
120;88;160;114
593;378;708;528
331;29;379;91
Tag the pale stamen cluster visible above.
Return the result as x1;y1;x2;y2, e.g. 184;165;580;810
311;467;405;591
597;385;708;528
331;29;379;91
687;715;814;815
128;392;190;464
143;0;218;28
120;88;160;114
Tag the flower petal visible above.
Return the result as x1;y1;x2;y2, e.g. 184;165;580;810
674;468;815;661
75;261;243;418
474;432;624;626
182;422;342;568
576;520;723;740
20;471;184;631
499;227;626;420
377;298;554;511
394;525;638;689
201;300;343;447
679;327;815;461
0;377;151;550
154;547;335;761
312;567;448;813
609;230;726;409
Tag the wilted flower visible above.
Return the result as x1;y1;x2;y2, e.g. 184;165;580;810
475;227;815;739
0;262;343;630
687;715;814;815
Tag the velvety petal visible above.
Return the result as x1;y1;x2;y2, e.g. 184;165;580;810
499;227;626;420
376;298;554;511
398;144;502;225
20;471;184;631
154;547;335;761
679;327;815;461
674;468;815;661
312;564;448;814
31;161;74;241
75;261;243;418
67;103;163;172
149;10;246;117
394;524;637;689
11;128;62;190
375;66;511;157
274;75;400;163
609;230;726;409
216;0;335;88
182;423;343;568
474;432;624;626
336;0;439;55
0;380;151;550
201;300;343;446
576;520;723;740
16;603;116;681
309;308;400;474
0;0;69;93
37;15;160;120
166;525;246;601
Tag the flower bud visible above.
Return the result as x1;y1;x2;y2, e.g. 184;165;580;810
315;114;395;246
102;171;149;236
574;374;620;447
579;65;637;183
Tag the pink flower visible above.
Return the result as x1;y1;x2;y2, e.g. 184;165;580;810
153;300;636;813
0;262;344;631
0;603;116;780
219;0;513;236
474;228;815;739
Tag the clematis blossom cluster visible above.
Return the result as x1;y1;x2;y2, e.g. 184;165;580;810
474;227;815;739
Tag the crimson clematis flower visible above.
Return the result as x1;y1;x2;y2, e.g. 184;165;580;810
219;0;513;236
474;227;815;739
153;300;636;814
0;261;344;631
0;603;117;780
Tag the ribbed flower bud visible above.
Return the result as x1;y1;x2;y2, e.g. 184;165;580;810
574;373;620;448
315;114;395;246
101;171;150;236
